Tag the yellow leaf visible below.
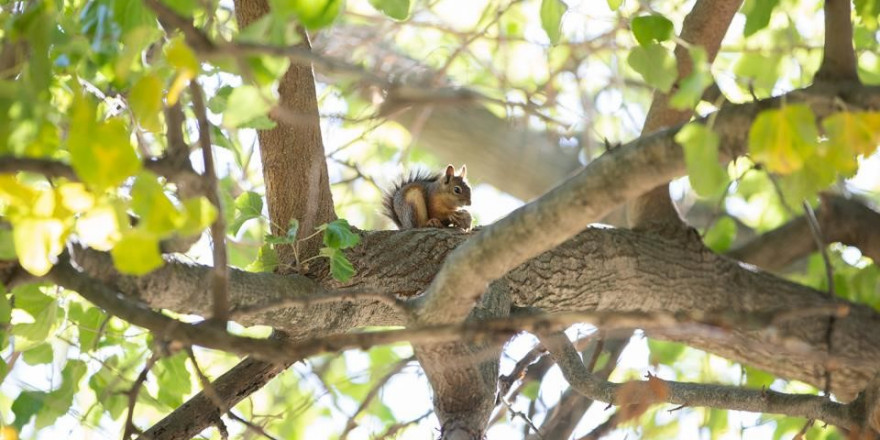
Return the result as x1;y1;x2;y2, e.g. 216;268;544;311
1;425;18;440
179;196;218;236
58;183;94;212
823;111;880;157
748;104;819;174
76;203;122;251
129;74;163;132
164;36;198;105
131;172;184;236
0;176;38;219
111;230;163;275
14;217;67;276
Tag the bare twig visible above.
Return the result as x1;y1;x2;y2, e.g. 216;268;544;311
802;200;837;395
189;80;230;324
339;357;413;439
122;353;159;440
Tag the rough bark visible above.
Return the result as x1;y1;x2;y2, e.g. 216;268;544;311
142;357;288;440
233;0;336;263
626;0;743;232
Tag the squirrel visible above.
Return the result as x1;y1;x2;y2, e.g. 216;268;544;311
383;164;472;230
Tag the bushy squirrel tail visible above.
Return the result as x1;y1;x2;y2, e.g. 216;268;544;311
382;169;440;228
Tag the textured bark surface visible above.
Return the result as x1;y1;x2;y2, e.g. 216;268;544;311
143;357;288;440
75;224;880;401
234;0;336;263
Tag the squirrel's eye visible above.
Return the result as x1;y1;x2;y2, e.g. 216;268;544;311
453;186;462;194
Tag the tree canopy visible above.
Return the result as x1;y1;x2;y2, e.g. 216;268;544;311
1;0;880;439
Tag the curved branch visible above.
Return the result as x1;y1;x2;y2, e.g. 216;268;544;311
729;195;880;270
539;332;875;433
416;84;880;325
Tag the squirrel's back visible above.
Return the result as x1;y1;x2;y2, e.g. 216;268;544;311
382;169;441;228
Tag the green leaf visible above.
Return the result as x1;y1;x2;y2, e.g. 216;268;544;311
648;340;686;366
89;357;128;420
670;46;713;109
675;123;728;197
734;53;783;93
230;191;264;235
520;381;540;400
265;218;299;245
280;0;344;30
69;303;107;351
245;244;279;273
368;0;411;20
68;93;142;191
631;15;674;47
35;360;88;429
164;36;199;105
320;247;356;282
154;353;192;408
627;43;677;93
179;197;218;237
131;172;185;236
12;391;45;431
223;86;274;128
742;0;780;37
855;0;880;30
0;228;16;259
540;0;567;44
129;74;163;132
748;104;819;174
160;0;198;17
22;343;53;365
111;230;164;275
607;0;622;11
0;286;10;325
11;284;59;350
320;219;360;249
703;217;737;253
743;365;775;389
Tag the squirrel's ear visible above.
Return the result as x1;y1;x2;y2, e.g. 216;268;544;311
444;164;455;182
459;164;467;178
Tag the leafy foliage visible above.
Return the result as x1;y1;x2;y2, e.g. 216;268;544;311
0;0;878;438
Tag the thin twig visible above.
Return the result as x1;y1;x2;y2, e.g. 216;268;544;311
339;356;413;439
190;81;230;324
802;199;836;395
122;353;160;440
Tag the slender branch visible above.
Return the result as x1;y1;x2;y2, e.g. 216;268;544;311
0;157;78;179
339;357;413;439
538;332;874;432
122;353;159;440
189;81;230;324
728;195;880;270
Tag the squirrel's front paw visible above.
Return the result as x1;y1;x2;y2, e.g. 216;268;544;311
426;218;445;228
449;210;472;231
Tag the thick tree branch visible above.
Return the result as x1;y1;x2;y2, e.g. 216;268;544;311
416;83;880;325
729;195;880;270
539;332;875;433
815;0;859;82
233;0;336;264
626;0;743;233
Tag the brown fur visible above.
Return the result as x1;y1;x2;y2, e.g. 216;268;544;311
383;165;472;230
